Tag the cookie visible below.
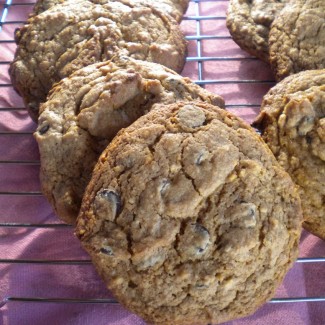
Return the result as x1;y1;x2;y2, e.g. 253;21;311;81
31;0;190;23
34;56;224;225
254;69;325;240
226;0;286;62
76;101;302;325
10;0;187;121
269;0;325;80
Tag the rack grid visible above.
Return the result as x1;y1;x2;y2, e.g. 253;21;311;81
0;1;324;324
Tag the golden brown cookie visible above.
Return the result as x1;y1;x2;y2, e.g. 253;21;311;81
10;0;187;121
226;0;286;62
269;0;325;80
77;101;302;325
34;57;224;225
254;69;325;240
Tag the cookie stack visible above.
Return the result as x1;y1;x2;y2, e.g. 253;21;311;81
9;1;304;324
34;57;225;224
227;0;325;241
10;0;188;120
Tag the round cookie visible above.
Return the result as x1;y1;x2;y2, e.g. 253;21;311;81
76;101;302;325
34;57;224;225
31;0;190;23
226;0;286;62
269;0;325;80
10;0;187;121
254;69;325;240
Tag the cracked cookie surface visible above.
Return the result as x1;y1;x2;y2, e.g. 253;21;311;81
76;101;302;325
254;69;325;240
34;57;224;225
269;0;325;80
32;0;190;22
226;0;287;62
31;0;64;16
10;0;187;120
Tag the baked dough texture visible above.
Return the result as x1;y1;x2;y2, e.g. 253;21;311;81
32;0;64;16
269;0;325;80
226;0;286;62
254;69;325;240
32;0;190;23
34;57;224;225
10;0;187;120
76;101;302;325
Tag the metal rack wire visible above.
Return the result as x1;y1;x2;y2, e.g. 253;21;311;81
0;0;325;324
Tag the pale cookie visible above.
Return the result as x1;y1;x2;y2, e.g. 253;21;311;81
254;69;325;240
76;101;302;325
226;0;286;62
269;0;325;80
34;57;224;225
10;0;187;121
31;0;190;23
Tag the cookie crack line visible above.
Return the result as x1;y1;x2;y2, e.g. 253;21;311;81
179;134;203;198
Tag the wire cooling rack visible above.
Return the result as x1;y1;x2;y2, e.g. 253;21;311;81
0;1;325;324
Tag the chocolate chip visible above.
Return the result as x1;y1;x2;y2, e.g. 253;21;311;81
248;206;256;218
196;153;203;165
195;283;208;289
128;281;137;288
178;222;211;259
120;56;131;61
100;246;114;256
232;202;257;228
195;149;210;166
100;189;121;214
306;134;313;144
165;76;182;86
38;124;50;135
186;223;210;256
159;179;170;196
95;189;122;221
194;223;209;236
193;224;210;254
298;115;315;136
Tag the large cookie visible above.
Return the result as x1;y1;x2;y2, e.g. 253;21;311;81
31;0;190;23
269;0;325;80
254;69;325;240
226;0;286;62
76;101;302;325
34;57;224;225
10;0;187;121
